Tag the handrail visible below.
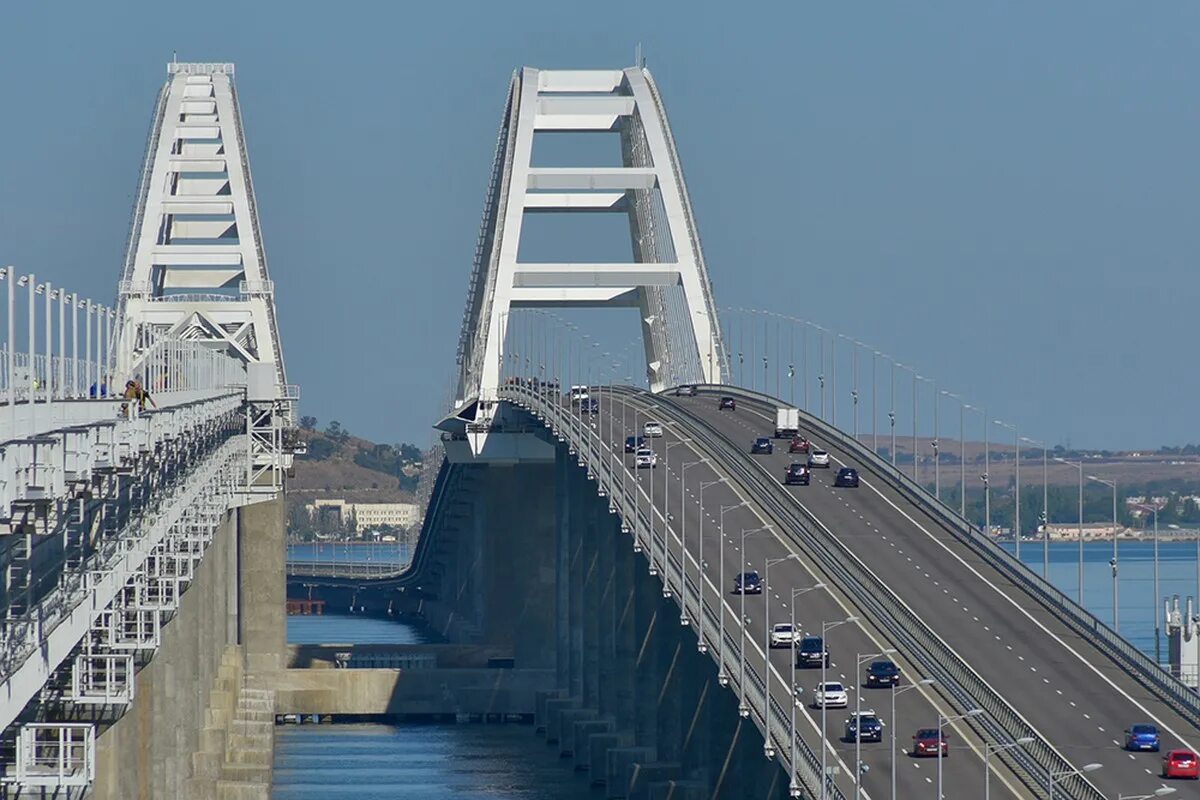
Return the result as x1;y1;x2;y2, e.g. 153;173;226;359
707;384;1200;732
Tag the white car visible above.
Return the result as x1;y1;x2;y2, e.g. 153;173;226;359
808;450;831;468
635;448;658;469
812;681;849;709
643;421;664;438
769;623;796;649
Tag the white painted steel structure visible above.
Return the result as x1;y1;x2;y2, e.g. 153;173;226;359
454;66;728;431
0;62;294;795
115;63;287;402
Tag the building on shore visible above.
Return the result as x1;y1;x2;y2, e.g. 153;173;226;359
305;498;419;533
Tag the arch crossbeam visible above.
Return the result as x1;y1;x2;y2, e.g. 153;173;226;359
455;66;728;423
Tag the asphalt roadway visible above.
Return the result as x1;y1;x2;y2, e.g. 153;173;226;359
579;389;1029;800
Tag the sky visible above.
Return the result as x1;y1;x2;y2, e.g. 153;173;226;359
1;2;1197;451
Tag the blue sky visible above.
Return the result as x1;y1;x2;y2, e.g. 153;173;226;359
1;2;1197;450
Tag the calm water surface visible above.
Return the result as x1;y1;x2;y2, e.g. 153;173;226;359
275;542;1200;795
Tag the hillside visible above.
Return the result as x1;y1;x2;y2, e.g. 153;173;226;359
289;419;424;504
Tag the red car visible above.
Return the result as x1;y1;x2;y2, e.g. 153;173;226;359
789;437;810;454
1162;749;1199;779
912;728;949;757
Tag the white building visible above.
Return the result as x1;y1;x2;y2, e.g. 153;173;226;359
306;499;419;532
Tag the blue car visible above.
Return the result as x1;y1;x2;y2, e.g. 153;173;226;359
1125;724;1160;752
751;437;774;455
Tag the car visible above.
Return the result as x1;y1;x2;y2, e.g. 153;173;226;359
751;437;774;455
635;448;657;469
1125;723;1161;752
733;571;762;595
795;635;830;668
912;728;949;757
673;385;698;397
1162;749;1199;779
579;398;599;414
808;450;831;468
643;421;664;438
625;436;646;453
570;385;590;403
834;467;860;487
769;623;796;648
784;463;811;486
812;681;848;709
719;397;736;411
865;660;901;688
789;437;811;454
844;711;884;743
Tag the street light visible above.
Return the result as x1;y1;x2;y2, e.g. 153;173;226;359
717;502;749;685
916;375;937;499
763;554;800;759
1118;789;1176;800
697;477;728;652
984;737;1034;800
937;709;983;800
1055;457;1085;605
995;419;1019;559
1135;502;1163;664
941;390;966;519
853;649;896;799
963;402;987;533
679;458;708;625
738;525;772;716
1021;436;1049;579
819;616;858;800
661;436;694;597
788;582;826;799
1048;762;1102;800
891;678;936;800
1088;474;1119;632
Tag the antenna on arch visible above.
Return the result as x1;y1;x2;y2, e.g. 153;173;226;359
635;42;645;69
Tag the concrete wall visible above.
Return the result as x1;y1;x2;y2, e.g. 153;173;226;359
91;508;239;800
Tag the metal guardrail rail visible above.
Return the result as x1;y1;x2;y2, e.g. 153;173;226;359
713;384;1200;732
502;383;842;800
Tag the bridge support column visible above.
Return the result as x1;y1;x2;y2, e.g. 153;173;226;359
238;495;285;673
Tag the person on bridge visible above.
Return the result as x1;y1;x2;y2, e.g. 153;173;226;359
121;379;156;415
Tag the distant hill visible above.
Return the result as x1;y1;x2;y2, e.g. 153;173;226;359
289;418;424;504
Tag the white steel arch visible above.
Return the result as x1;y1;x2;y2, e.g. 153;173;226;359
115;62;287;401
455;66;728;422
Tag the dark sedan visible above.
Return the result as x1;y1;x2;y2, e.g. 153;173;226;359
865;660;900;687
624;436;646;453
751;437;774;455
834;467;860;487
784;463;811;486
719;397;736;410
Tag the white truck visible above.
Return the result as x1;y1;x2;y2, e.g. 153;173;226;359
775;407;800;439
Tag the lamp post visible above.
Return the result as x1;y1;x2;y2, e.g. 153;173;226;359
1048;762;1102;800
854;649;896;799
697;478;728;652
942;391;966;519
737;525;772;716
819;616;858;800
896;363;919;481
984;737;1033;800
1118;788;1176;799
1135;502;1162;664
937;708;983;800
1055;457;1085;605
679;458;708;625
662;436;694;597
891;679;936;800
916;376;936;501
788;583;827;798
872;350;880;454
1088;474;1119;632
1022;436;1049;579
763;554;799;758
996;419;1019;557
717;502;750;685
963;402;986;530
